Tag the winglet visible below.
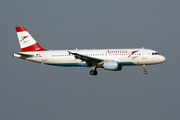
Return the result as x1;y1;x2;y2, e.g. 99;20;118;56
68;51;72;55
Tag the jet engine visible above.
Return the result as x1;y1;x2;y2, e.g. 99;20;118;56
103;61;122;71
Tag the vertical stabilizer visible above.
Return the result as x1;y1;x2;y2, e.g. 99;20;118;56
16;27;46;52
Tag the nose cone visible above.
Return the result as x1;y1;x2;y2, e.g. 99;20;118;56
160;55;166;63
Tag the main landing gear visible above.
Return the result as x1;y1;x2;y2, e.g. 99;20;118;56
143;65;147;74
90;67;98;76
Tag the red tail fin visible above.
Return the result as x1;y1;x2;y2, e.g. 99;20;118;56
16;27;46;52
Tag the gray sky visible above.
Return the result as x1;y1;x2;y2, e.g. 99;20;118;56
1;0;180;120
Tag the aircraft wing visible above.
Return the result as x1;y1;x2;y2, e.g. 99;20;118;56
68;51;103;64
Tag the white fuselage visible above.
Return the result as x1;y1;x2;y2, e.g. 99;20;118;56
14;48;165;67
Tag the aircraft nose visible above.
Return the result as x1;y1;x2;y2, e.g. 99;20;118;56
160;55;166;63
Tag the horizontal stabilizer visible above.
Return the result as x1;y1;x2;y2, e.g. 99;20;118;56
13;53;34;59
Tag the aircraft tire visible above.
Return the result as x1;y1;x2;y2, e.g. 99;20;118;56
90;70;94;75
90;70;98;76
94;71;98;76
143;71;147;74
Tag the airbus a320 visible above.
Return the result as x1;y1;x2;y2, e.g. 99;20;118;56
13;27;166;76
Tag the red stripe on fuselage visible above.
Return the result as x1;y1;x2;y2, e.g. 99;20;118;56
21;43;46;52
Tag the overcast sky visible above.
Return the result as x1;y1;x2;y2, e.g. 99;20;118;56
1;0;180;120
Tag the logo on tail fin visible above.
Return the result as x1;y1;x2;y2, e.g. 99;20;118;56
20;36;29;42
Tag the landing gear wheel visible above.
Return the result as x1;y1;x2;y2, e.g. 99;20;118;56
90;70;98;76
90;70;94;75
143;71;147;74
94;71;98;76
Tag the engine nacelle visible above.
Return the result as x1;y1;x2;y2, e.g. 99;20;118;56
104;61;122;71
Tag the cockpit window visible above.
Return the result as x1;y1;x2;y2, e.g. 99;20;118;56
152;52;160;55
156;53;159;55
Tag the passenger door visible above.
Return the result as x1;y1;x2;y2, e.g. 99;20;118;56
42;52;47;61
142;50;147;59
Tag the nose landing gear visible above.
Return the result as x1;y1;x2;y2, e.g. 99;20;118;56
143;65;147;74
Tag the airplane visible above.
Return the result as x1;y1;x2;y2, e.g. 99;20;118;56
13;26;166;76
